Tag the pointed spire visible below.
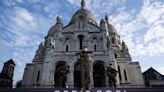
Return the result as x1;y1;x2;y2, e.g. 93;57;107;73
100;17;106;24
122;40;128;51
81;0;85;9
121;40;131;60
105;14;108;22
122;40;125;46
122;41;126;48
37;42;44;53
39;42;43;49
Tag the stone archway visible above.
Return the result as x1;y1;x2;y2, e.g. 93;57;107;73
74;61;81;88
54;61;69;88
93;61;106;87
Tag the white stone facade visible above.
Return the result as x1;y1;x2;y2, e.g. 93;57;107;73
21;0;145;88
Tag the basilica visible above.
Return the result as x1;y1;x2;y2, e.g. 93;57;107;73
21;0;144;88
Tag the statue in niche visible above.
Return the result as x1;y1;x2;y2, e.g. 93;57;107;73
106;64;117;87
50;37;55;50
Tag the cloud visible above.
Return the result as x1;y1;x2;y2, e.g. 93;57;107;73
2;7;52;47
43;1;61;19
144;25;164;43
2;0;16;6
156;67;164;75
107;0;164;58
140;0;164;25
0;6;53;84
67;0;80;7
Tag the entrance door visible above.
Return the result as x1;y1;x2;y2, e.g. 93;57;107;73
54;61;68;88
74;62;81;88
93;61;106;87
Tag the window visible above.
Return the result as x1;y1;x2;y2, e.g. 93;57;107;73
66;45;68;52
112;38;115;44
78;35;84;50
37;71;40;82
118;65;122;81
124;70;127;81
94;45;97;51
114;53;117;58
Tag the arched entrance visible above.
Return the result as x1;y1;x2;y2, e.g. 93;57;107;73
54;61;69;88
74;62;81;88
93;61;106;87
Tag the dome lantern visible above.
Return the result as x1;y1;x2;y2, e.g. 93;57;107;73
81;0;85;9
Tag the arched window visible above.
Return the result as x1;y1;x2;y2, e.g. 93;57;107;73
118;65;122;81
78;35;84;50
93;37;97;51
124;70;127;81
114;53;117;58
66;45;68;52
94;44;97;51
37;71;40;82
112;38;115;44
65;38;70;52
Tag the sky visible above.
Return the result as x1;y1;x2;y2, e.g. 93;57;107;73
0;0;164;85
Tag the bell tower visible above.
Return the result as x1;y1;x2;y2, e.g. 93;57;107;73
0;59;16;88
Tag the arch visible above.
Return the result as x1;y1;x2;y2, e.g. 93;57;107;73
74;61;81;88
88;34;100;42
92;37;97;43
65;38;70;41
64;38;70;44
63;34;74;41
54;61;69;88
93;60;106;87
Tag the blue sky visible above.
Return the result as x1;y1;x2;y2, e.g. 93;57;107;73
0;0;164;85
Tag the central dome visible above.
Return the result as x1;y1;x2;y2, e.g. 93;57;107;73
70;9;97;25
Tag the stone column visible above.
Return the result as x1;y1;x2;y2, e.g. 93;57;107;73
67;69;74;88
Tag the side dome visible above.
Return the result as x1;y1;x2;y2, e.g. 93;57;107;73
70;9;97;25
108;23;118;34
48;26;56;36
